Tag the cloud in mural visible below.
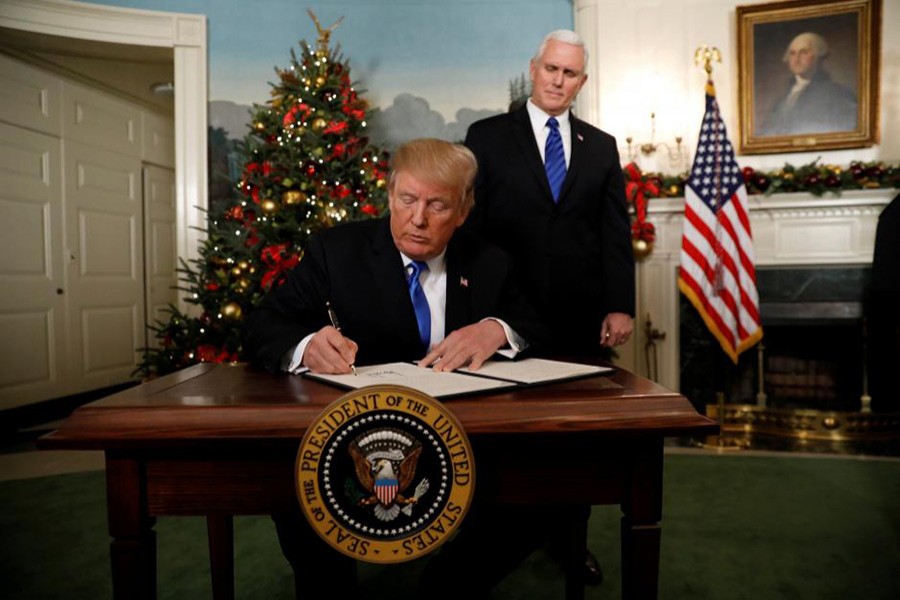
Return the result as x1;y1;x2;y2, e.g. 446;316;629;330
210;100;254;140
208;94;502;151
368;93;500;148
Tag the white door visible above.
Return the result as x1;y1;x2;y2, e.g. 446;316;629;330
143;164;177;346
64;139;144;393
0;122;67;409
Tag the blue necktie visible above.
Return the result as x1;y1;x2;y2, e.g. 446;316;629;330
407;260;431;350
544;117;566;202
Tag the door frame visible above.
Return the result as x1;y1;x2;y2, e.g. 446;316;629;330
0;0;207;312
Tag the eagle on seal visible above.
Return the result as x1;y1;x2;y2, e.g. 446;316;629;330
349;429;424;521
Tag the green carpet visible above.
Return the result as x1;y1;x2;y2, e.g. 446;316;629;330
2;452;898;599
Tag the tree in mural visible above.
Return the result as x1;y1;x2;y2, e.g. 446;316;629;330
136;12;390;377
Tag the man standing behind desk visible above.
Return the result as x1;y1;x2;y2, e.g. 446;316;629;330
244;138;544;597
464;29;634;356
464;29;636;583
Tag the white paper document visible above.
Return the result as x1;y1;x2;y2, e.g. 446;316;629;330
458;358;612;384
304;358;611;399
304;362;516;398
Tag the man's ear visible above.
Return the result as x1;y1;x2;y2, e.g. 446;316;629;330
455;205;471;228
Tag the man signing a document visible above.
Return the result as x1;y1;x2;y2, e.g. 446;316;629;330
243;137;545;598
244;137;543;375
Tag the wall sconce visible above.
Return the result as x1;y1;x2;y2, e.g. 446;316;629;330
625;112;685;169
150;81;175;96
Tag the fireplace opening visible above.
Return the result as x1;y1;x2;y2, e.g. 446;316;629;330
680;266;871;413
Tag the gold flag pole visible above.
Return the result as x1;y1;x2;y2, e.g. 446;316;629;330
694;45;722;77
693;45;742;452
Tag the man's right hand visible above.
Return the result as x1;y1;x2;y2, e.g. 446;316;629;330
303;326;358;374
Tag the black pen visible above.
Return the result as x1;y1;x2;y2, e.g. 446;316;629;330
326;301;357;375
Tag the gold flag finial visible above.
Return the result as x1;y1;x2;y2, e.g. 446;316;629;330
307;9;344;54
694;45;722;77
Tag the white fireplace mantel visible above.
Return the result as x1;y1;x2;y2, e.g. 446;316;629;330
619;189;895;392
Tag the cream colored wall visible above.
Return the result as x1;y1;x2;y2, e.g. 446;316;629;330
575;0;899;173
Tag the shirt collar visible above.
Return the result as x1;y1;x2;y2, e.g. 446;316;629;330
400;250;446;275
526;98;570;128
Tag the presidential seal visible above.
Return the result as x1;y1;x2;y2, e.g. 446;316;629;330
296;385;475;563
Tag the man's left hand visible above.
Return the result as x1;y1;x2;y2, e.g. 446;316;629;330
418;320;506;372
601;312;633;347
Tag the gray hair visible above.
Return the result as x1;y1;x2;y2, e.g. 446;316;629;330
533;29;589;71
783;32;828;62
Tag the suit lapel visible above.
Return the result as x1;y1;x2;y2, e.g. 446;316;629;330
444;236;473;335
511;106;555;202
369;219;421;345
557;116;588;207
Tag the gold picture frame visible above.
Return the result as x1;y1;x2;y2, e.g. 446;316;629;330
737;0;881;154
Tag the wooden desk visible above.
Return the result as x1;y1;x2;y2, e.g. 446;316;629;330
39;362;716;600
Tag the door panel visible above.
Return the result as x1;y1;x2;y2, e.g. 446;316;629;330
0;123;66;409
0;53;62;136
143;165;177;342
65;139;144;392
62;81;142;158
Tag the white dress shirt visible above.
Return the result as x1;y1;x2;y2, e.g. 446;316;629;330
526;98;573;167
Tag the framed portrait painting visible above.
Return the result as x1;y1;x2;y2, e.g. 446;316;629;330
736;0;881;154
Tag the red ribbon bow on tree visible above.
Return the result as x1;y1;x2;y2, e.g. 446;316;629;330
260;243;301;290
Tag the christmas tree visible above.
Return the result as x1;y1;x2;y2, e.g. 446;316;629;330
137;12;390;377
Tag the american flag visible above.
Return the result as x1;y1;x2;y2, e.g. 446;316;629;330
678;80;762;363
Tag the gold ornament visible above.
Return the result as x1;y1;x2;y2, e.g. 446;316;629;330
221;301;242;320
376;178;386;188
261;199;278;214
238;260;250;271
668;184;680;196
237;278;251;292
312;117;327;131
282;190;306;205
315;76;326;87
253;121;265;131
230;266;242;277
632;238;654;261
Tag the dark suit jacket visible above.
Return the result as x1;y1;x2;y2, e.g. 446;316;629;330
464;105;635;355
243;217;543;371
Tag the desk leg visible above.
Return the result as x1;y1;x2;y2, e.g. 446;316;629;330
620;439;663;600
208;515;235;600
106;455;156;600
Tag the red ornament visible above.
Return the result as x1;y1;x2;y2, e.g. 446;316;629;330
741;166;755;183
361;203;379;216
225;205;244;221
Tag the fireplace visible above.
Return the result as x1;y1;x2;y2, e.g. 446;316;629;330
680;266;870;413
630;189;898;453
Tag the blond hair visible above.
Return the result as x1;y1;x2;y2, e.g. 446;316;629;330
388;138;478;213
